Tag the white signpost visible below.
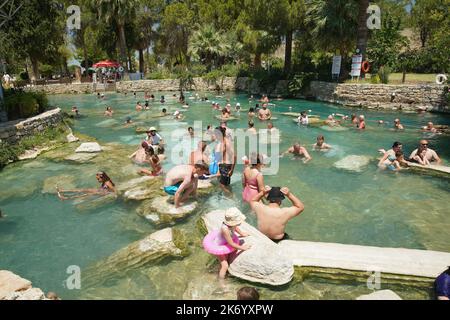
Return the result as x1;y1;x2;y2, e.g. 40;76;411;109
332;55;342;79
351;54;363;79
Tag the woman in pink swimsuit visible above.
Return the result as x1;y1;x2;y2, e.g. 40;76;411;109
242;154;265;203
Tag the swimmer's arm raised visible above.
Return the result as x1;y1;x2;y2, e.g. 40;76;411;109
282;189;304;218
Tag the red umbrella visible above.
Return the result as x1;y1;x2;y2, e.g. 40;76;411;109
93;60;121;68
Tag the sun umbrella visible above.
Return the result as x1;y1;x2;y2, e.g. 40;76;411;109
92;60;121;68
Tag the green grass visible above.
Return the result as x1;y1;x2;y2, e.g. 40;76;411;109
346;73;437;84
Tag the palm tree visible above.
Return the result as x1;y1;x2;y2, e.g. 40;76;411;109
188;24;232;71
356;0;370;60
306;0;358;79
94;0;139;73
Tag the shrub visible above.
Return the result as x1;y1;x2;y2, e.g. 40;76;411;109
3;89;50;120
288;72;317;96
378;66;391;84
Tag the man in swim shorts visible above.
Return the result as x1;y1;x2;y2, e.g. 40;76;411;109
250;187;305;243
214;127;236;190
164;163;209;208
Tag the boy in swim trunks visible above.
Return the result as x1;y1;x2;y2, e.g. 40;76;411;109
164;163;209;208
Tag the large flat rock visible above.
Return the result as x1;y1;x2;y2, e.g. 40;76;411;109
356;290;402;300
202;209;293;286
75;142;102;153
137;196;198;225
120;177;164;201
405;161;450;177
82;228;187;287
277;240;450;279
0;270;32;299
334;155;371;172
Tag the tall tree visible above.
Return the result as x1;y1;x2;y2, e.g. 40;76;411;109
306;0;359;79
281;0;306;75
411;0;448;47
159;2;195;67
1;0;66;81
356;0;370;60
94;0;140;73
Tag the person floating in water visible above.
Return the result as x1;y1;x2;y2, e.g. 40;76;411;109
297;111;309;125
281;143;312;163
248;108;256;120
378;142;407;169
313;135;331;151
135;102;143;111
247;121;257;135
71;106;80;117
124;116;133;126
104;106;114;117
164;163;209;208
357;115;366;130
249;186;305;243
394;118;404;130
56;172;116;200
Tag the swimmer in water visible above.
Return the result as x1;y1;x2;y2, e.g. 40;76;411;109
313;135;331;151
139;146;163;177
104;106;114;117
247;121;257;135
56;172;116;200
281;143;312;163
394;118;404;130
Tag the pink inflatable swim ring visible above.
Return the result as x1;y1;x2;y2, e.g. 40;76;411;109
203;229;240;256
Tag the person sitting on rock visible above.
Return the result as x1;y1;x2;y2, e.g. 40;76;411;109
164;162;209;208
139;146;163;177
250;186;305;243
56;171;116;200
409;140;442;165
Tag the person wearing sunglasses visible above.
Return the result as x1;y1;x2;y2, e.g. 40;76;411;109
409;140;442;165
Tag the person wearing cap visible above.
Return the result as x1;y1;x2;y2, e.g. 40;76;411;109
164;163;209;208
146;127;164;147
249;187;305;242
216;208;251;279
235;103;241;112
258;104;272;121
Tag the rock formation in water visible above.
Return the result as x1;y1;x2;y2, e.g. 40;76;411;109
82;228;188;287
0;270;51;300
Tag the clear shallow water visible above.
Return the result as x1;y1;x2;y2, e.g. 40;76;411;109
0;92;449;300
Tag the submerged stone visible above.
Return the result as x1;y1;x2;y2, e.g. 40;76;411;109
65;153;98;163
334;155;371;172
356;290;402;300
73;193;117;212
137;196;198;225
42;175;76;194
183;274;241;300
82;228;188;287
75;142;102;153
121;177;165;201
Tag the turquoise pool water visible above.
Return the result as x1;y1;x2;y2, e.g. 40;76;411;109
0;92;449;300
